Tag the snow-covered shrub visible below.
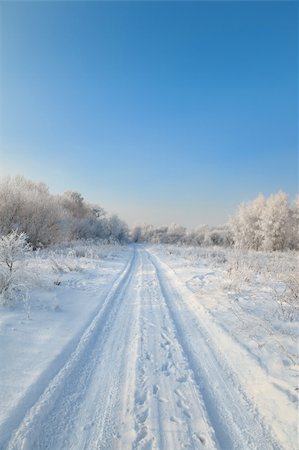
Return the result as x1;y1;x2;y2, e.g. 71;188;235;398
219;247;299;322
270;264;299;322
50;251;83;274
207;249;228;266
222;249;258;292
0;231;32;303
276;276;299;321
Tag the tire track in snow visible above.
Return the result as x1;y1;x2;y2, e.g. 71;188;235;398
132;250;217;450
7;247;139;450
147;249;282;450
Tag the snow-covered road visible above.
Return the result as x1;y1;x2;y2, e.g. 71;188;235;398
4;246;297;449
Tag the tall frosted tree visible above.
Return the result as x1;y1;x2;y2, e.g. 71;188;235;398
261;192;290;251
230;194;266;250
230;192;294;251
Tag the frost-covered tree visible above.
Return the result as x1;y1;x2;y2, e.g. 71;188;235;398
0;176;129;246
0;176;69;247
230;192;294;251
230;194;266;250
108;214;129;242
163;224;187;244
131;225;143;243
0;231;31;273
58;193;125;241
60;191;90;219
261;192;291;251
203;226;233;247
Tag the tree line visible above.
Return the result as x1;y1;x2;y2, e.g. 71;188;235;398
0;175;129;247
0;175;297;251
132;192;298;252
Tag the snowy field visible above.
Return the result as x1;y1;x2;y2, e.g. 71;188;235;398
0;243;298;449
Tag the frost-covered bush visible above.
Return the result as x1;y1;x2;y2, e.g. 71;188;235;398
50;253;83;274
275;276;299;322
48;239;124;276
0;231;32;303
222;249;259;292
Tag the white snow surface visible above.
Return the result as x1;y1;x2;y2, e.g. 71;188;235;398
0;244;298;449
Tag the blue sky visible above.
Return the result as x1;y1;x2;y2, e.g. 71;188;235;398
0;1;298;228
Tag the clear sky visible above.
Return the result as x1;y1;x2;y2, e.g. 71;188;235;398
0;1;298;228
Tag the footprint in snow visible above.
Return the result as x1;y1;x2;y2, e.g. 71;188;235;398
176;398;192;419
135;390;147;405
174;388;185;399
152;384;159;395
137;409;149;424
135;426;148;444
193;432;206;446
170;415;183;424
158;396;168;403
176;374;188;383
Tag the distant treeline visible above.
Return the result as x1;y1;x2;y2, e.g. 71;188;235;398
0;176;297;251
132;192;298;252
132;223;233;247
